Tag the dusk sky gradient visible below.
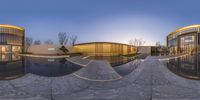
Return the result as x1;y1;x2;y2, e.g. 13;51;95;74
1;0;200;45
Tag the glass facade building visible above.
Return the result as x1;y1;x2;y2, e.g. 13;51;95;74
74;42;136;56
167;25;200;55
0;24;24;53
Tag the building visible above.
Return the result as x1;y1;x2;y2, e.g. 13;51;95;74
138;46;152;54
167;25;200;55
138;46;160;55
74;42;136;56
0;24;24;53
28;44;74;55
137;46;168;56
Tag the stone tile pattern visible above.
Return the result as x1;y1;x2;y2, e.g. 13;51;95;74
0;56;199;100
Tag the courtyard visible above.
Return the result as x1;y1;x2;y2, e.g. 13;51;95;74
0;55;199;100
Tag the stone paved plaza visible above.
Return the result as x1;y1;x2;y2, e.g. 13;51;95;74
0;56;200;100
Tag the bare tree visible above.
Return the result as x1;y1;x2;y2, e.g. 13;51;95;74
58;32;69;45
64;35;69;45
129;38;145;53
155;41;161;47
25;37;33;52
44;40;54;45
70;35;78;46
34;40;41;45
155;42;168;55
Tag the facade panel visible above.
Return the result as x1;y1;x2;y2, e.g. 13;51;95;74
74;42;136;56
167;25;200;55
0;24;24;53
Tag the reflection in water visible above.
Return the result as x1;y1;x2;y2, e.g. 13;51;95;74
24;57;82;77
0;61;24;80
167;54;200;80
0;54;24;80
0;54;139;80
0;53;21;62
0;54;82;80
87;56;135;67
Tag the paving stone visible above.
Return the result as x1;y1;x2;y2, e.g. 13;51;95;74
74;60;122;81
0;56;199;100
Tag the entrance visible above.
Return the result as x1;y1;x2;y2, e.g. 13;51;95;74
179;34;197;54
0;45;9;53
12;46;22;53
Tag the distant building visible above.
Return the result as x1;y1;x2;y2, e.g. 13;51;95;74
138;46;152;54
74;42;136;56
0;24;24;53
138;46;166;56
167;25;200;55
28;44;74;55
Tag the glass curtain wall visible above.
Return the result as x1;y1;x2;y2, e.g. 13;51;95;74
179;34;196;54
0;25;24;53
74;42;136;56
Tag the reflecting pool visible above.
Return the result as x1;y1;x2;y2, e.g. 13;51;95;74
0;54;82;80
0;54;141;80
166;54;200;80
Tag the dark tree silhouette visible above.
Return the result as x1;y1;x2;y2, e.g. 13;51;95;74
34;40;41;45
25;37;33;52
70;35;77;46
59;46;69;54
44;40;54;45
129;38;145;53
58;32;69;45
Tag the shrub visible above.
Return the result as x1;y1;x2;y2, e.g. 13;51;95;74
59;46;69;54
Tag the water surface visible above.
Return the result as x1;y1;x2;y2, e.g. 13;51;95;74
166;54;200;80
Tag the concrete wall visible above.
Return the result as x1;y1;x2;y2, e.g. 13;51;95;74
74;42;136;56
28;44;74;55
138;46;152;54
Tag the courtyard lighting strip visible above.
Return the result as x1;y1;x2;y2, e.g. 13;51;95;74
68;55;124;82
73;73;122;82
66;56;93;67
72;57;124;82
158;54;189;61
66;58;93;67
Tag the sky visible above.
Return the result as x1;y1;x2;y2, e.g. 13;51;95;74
1;0;200;46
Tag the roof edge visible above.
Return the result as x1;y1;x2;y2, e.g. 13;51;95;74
0;24;24;31
74;42;133;47
167;24;200;37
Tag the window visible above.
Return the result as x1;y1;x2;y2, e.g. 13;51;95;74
48;48;55;51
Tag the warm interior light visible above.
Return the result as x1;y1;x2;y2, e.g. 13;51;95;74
2;46;6;52
0;24;24;31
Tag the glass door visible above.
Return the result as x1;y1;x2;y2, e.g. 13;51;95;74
180;35;196;54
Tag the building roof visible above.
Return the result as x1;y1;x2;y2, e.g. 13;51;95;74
75;42;133;47
0;24;24;31
167;24;200;37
